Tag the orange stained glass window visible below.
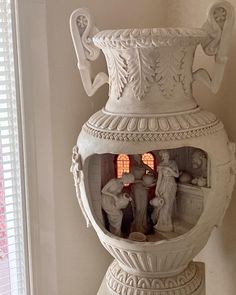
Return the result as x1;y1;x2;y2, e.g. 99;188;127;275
142;153;155;170
117;154;130;178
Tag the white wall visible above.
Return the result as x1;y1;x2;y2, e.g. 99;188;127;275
20;0;236;294
166;1;236;294
16;1;58;294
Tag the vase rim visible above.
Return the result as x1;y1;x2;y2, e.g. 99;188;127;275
93;27;208;49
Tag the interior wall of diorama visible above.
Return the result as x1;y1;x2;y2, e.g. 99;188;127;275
25;0;236;294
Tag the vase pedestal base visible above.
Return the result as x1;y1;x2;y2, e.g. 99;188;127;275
97;260;205;295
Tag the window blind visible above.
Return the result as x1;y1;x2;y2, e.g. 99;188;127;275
0;1;27;294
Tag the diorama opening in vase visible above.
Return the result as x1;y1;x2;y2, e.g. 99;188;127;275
86;147;208;242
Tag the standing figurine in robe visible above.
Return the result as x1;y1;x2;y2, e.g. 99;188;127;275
153;150;179;232
101;173;135;237
131;155;155;234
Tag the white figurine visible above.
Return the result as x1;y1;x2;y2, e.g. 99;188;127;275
101;173;135;236
153;150;179;232
130;155;155;234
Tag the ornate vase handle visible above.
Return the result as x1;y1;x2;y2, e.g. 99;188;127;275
70;8;108;96
193;1;235;93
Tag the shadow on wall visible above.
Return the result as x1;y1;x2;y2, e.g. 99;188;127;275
165;1;236;294
220;189;236;289
198;189;236;295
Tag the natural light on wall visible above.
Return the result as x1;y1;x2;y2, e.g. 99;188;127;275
0;1;27;294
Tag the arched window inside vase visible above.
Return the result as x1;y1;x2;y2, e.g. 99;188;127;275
116;153;156;178
116;154;130;178
142;153;155;171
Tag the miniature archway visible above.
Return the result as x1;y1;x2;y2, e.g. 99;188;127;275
116;153;156;178
142;152;155;170
116;154;130;178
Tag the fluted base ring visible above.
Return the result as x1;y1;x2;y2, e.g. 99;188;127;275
98;260;205;295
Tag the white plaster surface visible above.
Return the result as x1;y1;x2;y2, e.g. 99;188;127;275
97;262;206;295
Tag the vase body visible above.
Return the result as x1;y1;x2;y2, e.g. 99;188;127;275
70;3;235;295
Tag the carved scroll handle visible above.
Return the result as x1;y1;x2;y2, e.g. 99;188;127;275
193;1;235;93
70;8;108;96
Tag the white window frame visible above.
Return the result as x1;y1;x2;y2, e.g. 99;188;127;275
0;1;29;294
13;0;58;294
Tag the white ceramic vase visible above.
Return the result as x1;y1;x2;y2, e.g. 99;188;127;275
70;2;236;294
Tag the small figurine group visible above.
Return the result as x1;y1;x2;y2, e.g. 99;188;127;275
179;149;208;187
101;150;179;237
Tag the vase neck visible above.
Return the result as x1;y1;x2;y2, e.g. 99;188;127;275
102;44;198;114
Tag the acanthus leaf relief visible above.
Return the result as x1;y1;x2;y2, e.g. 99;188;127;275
104;48;128;100
156;47;185;99
126;48;156;100
180;47;195;97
